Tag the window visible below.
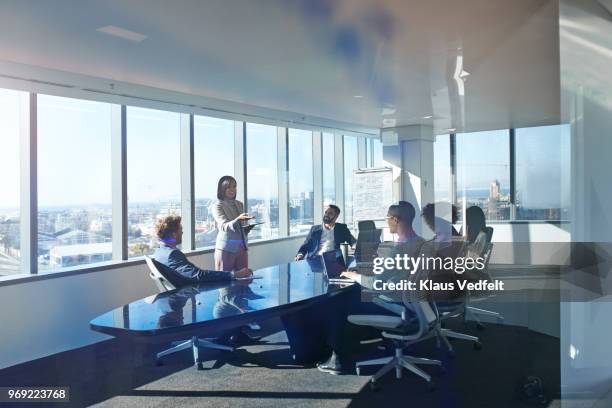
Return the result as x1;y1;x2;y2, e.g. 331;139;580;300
371;138;384;167
127;107;181;257
246;123;279;240
322;132;336;206
343;135;359;226
288;129;314;234
515;124;571;220
434;134;451;202
456;130;510;221
0;89;22;276
37;95;113;270
194;116;235;248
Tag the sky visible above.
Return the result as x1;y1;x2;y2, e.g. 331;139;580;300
0;88;570;212
434;126;570;209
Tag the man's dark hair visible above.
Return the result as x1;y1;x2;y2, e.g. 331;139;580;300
328;204;341;216
217;175;237;200
421;203;436;228
390;201;416;227
155;215;182;239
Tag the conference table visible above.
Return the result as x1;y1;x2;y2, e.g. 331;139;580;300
90;259;359;365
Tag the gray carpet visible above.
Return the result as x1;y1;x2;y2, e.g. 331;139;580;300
92;331;369;408
0;317;560;407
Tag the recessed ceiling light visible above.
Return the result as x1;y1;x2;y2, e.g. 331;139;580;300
445;128;456;132
96;25;147;43
382;118;397;127
353;95;364;98
423;115;433;119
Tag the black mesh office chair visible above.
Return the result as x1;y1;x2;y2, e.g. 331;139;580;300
464;226;504;329
432;238;482;354
354;220;382;262
145;256;233;370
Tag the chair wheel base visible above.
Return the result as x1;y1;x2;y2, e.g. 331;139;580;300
369;381;381;392
196;362;204;370
473;341;483;350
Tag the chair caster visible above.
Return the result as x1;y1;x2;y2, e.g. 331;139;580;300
369;381;381;392
436;365;446;376
196;362;204;370
476;323;485;331
155;359;163;366
446;350;456;359
428;381;437;392
473;341;483;350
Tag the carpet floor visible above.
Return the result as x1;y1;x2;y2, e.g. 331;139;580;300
0;318;560;408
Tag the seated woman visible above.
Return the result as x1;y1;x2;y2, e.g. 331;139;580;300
317;202;429;374
153;214;251;287
465;206;489;259
462;206;493;283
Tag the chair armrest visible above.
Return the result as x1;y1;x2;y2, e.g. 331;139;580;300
372;296;407;319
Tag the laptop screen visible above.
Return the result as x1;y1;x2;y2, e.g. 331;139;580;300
321;249;346;279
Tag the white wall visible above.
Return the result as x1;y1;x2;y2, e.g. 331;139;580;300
489;222;571;265
0;236;303;369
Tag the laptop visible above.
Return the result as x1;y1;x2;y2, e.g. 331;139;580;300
321;249;353;283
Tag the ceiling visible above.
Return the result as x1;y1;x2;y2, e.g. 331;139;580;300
0;0;560;134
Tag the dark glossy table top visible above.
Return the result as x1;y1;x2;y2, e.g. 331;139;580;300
90;259;356;337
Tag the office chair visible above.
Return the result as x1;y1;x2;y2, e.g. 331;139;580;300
145;256;233;370
348;251;442;390
464;232;504;329
354;220;382;262
431;238;482;354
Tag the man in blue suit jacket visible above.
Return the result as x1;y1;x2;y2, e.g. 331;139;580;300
295;205;356;260
153;215;251;288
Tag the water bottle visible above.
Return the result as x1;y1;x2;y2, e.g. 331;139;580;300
340;242;349;265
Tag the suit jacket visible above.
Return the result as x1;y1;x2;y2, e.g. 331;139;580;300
154;244;231;287
212;199;247;253
297;223;356;259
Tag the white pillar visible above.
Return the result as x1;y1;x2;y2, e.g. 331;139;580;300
381;125;435;237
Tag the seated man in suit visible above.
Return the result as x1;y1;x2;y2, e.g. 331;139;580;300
154;214;252;287
294;205;356;261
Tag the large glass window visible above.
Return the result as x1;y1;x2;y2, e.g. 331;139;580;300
434;134;451;203
516;124;571;220
194;116;234;248
343;135;359;226
246;123;279;240
38;95;112;270
127;107;181;257
456;130;510;221
288;129;314;235
0;89;22;276
371;138;384;167
322;132;336;207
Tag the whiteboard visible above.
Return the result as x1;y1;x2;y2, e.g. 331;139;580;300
352;167;394;221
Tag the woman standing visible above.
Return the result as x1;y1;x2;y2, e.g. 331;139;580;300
212;176;254;271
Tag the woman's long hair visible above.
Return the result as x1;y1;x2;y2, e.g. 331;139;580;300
466;206;486;243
